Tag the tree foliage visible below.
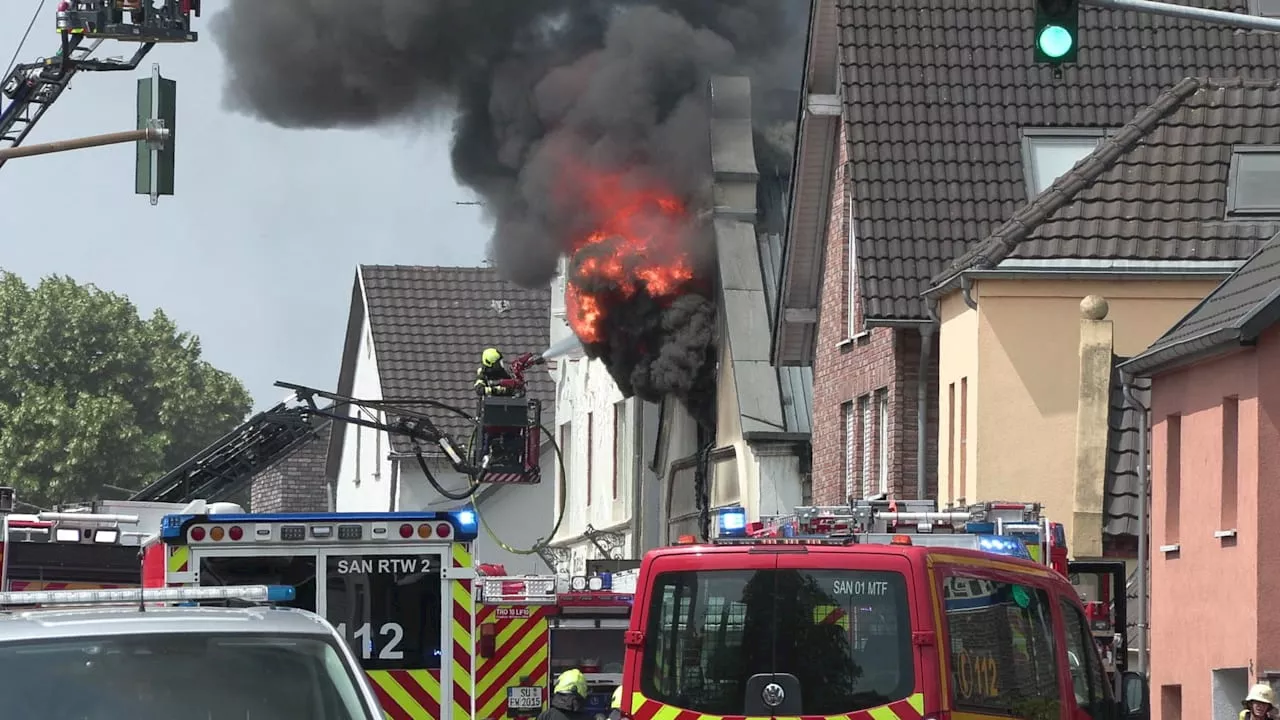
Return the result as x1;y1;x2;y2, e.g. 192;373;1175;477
0;271;252;508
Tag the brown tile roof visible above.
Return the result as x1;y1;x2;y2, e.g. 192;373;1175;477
932;77;1280;290
359;265;554;454
839;0;1280;322
1121;230;1280;376
1105;366;1149;538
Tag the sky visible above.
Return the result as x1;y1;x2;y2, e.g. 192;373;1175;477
0;0;489;410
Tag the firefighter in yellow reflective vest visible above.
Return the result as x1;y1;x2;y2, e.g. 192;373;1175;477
539;669;593;720
475;348;515;396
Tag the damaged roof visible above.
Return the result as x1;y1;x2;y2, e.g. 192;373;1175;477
837;0;1280;322
932;77;1280;292
1121;230;1280;377
1105;365;1149;538
347;265;553;454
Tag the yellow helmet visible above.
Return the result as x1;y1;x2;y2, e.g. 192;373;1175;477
554;668;588;698
482;348;502;367
611;686;622;710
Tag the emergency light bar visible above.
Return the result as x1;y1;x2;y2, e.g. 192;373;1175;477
0;584;296;608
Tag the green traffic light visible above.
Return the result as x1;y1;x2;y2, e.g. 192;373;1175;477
1037;24;1074;59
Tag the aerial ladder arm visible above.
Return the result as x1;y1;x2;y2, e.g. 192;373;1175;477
0;35;156;170
1;1;201;171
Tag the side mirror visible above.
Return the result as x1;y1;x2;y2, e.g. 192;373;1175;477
1120;671;1151;719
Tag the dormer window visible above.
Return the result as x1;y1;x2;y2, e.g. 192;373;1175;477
1227;147;1280;216
1021;128;1110;196
1250;0;1280;17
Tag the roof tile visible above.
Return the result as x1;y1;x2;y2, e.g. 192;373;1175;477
1122;230;1280;374
359;265;553;454
932;77;1280;286
839;0;1280;321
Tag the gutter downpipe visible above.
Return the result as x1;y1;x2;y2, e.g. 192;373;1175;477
1120;371;1149;677
920;299;940;500
960;274;979;311
630;399;644;558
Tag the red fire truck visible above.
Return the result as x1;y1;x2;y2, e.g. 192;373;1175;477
616;501;1147;720
0;496;251;595
474;565;637;720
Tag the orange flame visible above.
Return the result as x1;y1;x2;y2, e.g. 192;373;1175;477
563;172;695;345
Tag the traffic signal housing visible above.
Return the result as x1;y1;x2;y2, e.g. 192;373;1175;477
1034;0;1080;65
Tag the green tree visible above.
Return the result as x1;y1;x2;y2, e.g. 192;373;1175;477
0;271;252;508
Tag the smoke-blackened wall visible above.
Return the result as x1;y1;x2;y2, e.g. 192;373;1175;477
212;0;806;413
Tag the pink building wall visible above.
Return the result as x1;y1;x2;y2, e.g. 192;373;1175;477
1148;325;1280;719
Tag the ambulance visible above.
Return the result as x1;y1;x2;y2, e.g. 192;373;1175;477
151;506;483;720
619;502;1152;720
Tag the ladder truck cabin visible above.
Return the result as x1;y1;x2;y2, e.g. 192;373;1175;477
475;566;638;720
619;502;1151;720
1;1;200;171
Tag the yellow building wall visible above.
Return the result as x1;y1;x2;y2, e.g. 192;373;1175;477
936;277;1222;551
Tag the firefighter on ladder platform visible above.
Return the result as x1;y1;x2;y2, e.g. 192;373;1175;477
475;348;545;396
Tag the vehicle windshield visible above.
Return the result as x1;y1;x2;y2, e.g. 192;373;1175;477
640;568;913;715
0;631;374;719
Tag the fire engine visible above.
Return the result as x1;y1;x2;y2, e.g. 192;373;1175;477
618;502;1148;720
0;497;205;593
474;565;637;720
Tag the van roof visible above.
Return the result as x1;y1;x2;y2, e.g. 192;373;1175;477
643;542;1066;582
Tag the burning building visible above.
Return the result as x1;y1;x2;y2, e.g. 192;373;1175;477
210;0;814;551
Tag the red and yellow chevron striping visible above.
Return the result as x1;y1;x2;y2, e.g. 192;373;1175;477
453;543;475;720
167;544;190;573
814;605;850;630
628;691;927;720
475;604;552;720
369;669;442;720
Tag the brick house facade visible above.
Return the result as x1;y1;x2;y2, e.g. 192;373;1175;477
776;0;1279;512
250;421;332;513
809;128;939;505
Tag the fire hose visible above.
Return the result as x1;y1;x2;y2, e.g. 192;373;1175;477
409;404;567;557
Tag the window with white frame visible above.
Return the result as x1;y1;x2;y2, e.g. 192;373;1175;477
877;390;889;495
859;395;872;498
613;400;630;502
843;401;855;499
1251;0;1280;16
1021;129;1107;196
1228;147;1280;216
847;194;859;338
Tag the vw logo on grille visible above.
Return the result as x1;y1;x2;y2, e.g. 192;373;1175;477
761;683;785;708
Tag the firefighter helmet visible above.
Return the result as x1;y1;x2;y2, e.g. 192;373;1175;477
1246;684;1276;708
611;685;622;710
554;669;588;698
482;348;502;367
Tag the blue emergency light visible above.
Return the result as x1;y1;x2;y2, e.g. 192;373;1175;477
453;508;477;531
717;506;748;538
977;534;1034;561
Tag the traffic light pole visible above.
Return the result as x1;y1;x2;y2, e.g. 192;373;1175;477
0;126;170;161
1081;0;1280;33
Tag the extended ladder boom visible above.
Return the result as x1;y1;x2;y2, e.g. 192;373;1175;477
1;1;202;171
0;36;155;170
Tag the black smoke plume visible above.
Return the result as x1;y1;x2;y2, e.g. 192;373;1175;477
211;0;807;416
